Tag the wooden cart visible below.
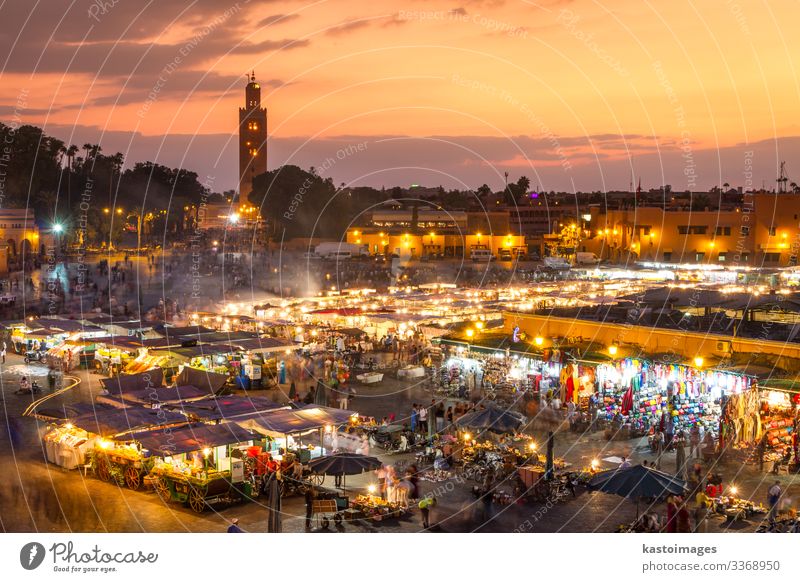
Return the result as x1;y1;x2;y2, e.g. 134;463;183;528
151;467;254;513
91;448;154;491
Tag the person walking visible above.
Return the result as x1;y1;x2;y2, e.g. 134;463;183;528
418;403;428;434
665;495;678;532
419;495;436;530
693;491;711;533
305;486;317;530
226;518;243;533
768;480;783;524
410;404;418;433
1;341;6;364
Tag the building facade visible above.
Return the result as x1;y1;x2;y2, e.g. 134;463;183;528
345;206;525;259
238;72;267;205
0;208;45;274
580;191;800;267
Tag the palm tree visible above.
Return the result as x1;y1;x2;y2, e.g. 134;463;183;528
107;152;124;207
64;145;79;208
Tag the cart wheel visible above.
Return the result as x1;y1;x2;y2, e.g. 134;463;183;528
96;459;111;482
320;516;330;529
155;478;170;500
333;512;343;526
188;488;206;513
310;473;324;486
124;466;142;490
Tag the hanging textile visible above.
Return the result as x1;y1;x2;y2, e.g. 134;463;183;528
621;385;633;415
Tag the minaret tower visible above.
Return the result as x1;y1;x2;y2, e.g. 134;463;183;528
238;71;268;205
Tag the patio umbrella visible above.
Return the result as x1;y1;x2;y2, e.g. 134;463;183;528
265;474;282;533
308;452;382;493
455;405;525;434
588;464;687;516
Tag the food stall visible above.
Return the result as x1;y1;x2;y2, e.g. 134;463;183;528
235;405;357;464
227;337;295;389
350;493;409;521
77;408;188;488
43;424;93;470
46;340;87;371
90;337;143;374
136;423;261;512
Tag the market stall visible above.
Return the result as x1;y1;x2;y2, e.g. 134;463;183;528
90;337;142;375
595;358;753;439
435;341;562;404
723;383;798;470
43;407;186;473
135;423;261;512
227;337;295;389
235;405;357;464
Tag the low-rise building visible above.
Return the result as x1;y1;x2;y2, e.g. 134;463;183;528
345;205;525;259
580;191;800;266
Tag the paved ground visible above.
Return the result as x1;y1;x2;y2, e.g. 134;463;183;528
0;351;792;533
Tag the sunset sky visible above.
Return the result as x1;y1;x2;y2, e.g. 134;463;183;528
2;0;799;192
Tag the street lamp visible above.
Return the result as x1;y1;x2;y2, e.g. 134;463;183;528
52;223;63;233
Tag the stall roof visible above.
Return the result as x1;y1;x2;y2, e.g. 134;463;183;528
756;378;800;394
121;385;217;405
228;337;293;353
331;328;365;337
32;402;120;421
150;343;236;360
33;318;104;333
169;396;284;421
112;321;154;331
88;336;143;349
196;331;260;343
158;325;216;338
101;369;164;395
131;423;256;456
235;406;355;436
70;408;187;437
175;367;229;393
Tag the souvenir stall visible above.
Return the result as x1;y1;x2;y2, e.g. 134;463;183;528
723;385;798;470
594;358;752;436
437;345;562;402
557;359;598;406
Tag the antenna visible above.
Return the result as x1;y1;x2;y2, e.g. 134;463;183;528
777;161;789;193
